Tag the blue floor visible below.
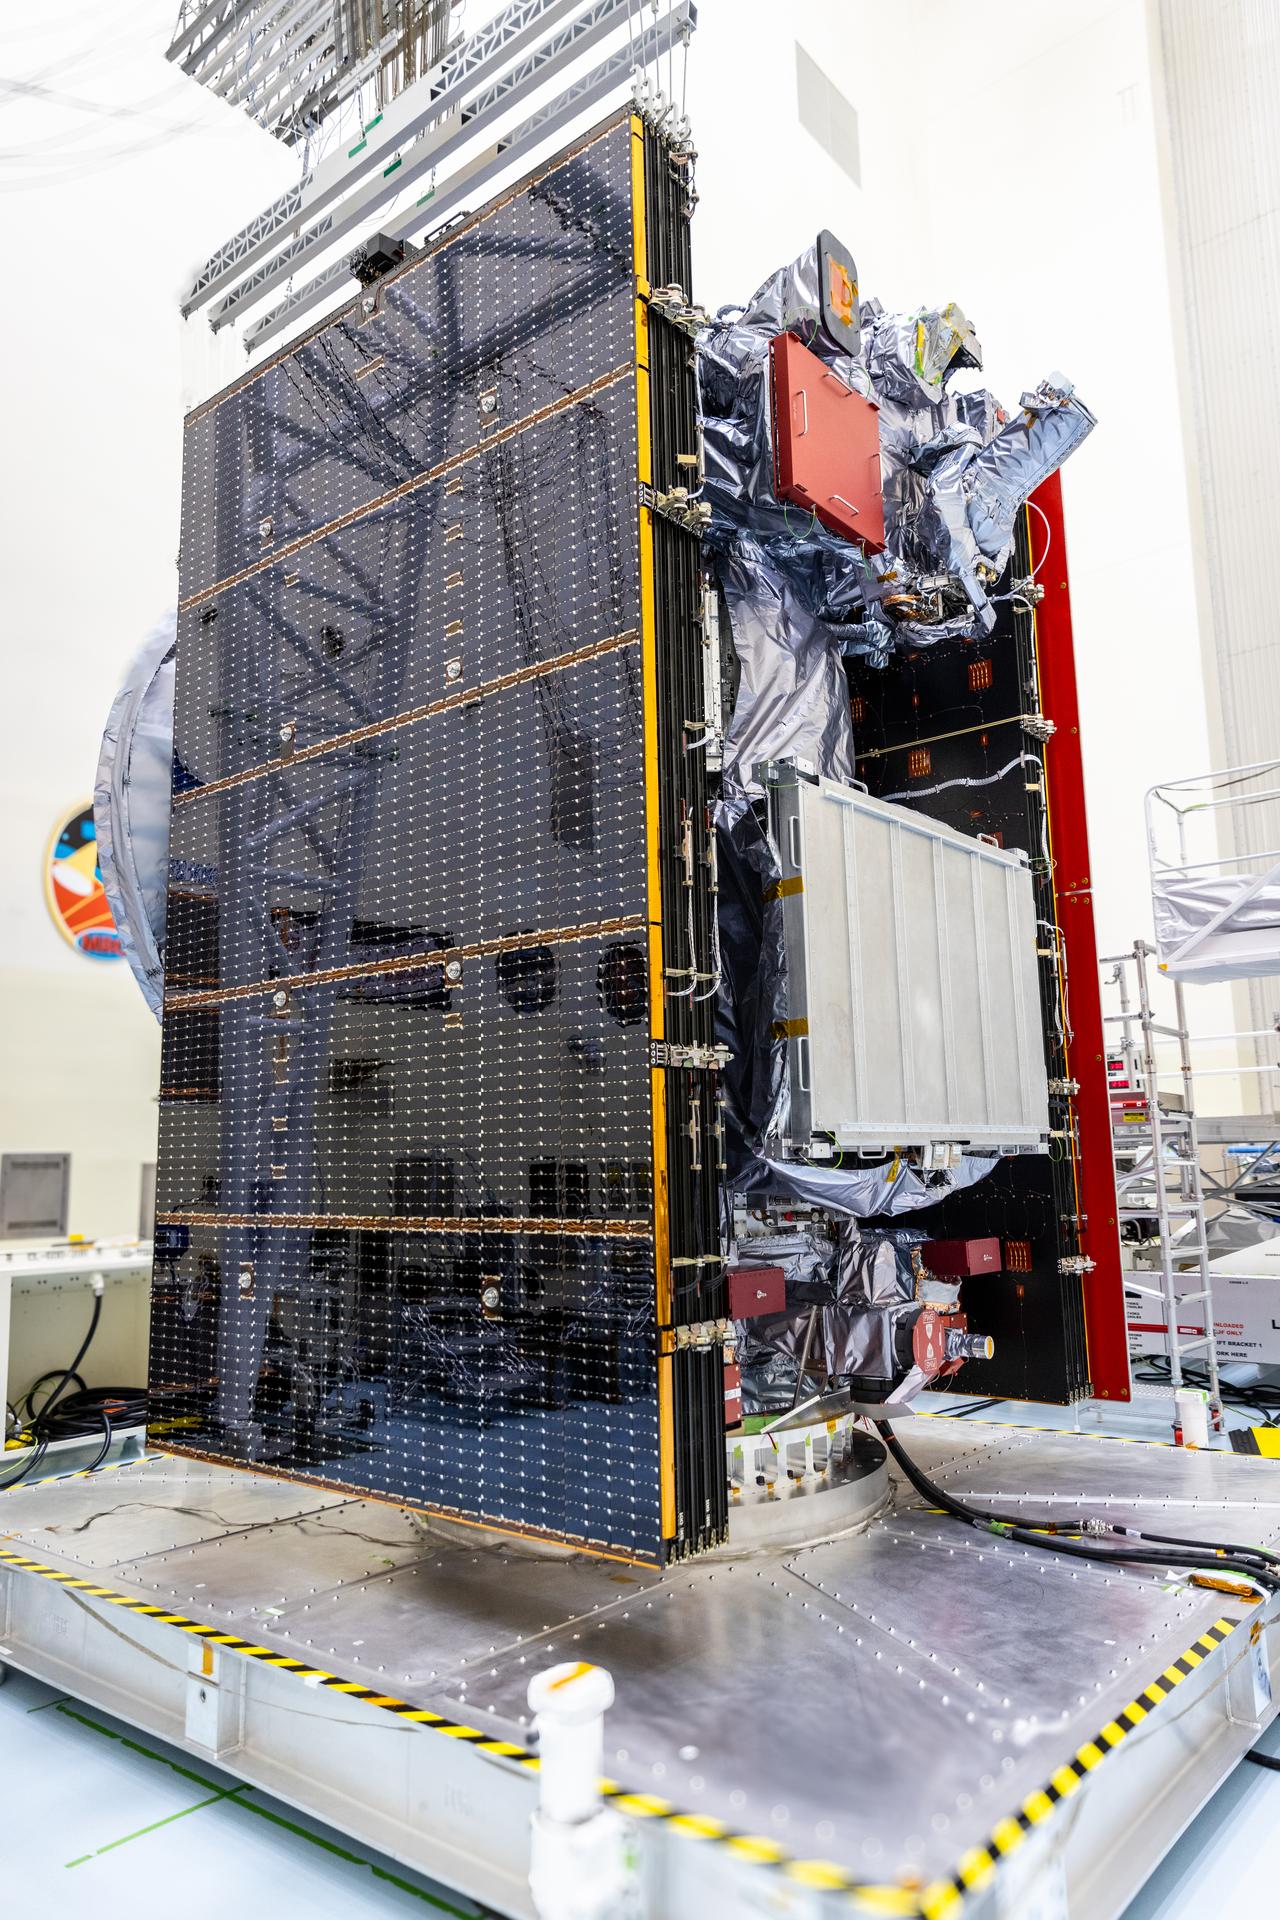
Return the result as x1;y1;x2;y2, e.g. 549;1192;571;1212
1120;1723;1280;1917
0;1667;488;1917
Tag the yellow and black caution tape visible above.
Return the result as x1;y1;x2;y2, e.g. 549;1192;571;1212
0;1454;1246;1913
0;1534;536;1762
0;1510;907;1904
554;1613;1242;1913
915;1618;1237;1918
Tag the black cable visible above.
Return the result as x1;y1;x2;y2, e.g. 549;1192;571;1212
1137;1353;1280;1426
996;1522;1280;1591
30;1385;147;1436
0;1386;146;1492
880;1416;1280;1572
875;1419;1280;1592
33;1288;102;1428
83;1406;114;1476
1109;1523;1280;1569
0;1293;144;1495
17;1367;87;1423
0;1435;49;1492
874;1417;1098;1533
1245;1750;1280;1773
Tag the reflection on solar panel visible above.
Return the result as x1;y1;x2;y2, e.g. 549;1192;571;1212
152;111;724;1563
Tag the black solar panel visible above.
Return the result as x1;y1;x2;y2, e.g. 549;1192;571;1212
152;111;724;1562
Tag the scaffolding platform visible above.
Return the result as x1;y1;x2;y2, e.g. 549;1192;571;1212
0;1422;1277;1919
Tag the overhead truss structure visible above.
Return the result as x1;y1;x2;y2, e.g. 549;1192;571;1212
172;0;697;356
168;0;455;146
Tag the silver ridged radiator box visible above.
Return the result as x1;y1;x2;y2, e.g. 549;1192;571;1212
767;769;1051;1155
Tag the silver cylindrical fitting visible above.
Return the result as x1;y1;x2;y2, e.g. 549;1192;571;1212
946;1329;995;1364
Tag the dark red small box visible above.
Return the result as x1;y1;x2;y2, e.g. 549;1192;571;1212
922;1237;1003;1279
727;1265;787;1319
724;1363;743;1427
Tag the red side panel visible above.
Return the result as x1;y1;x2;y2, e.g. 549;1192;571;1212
769;331;886;550
1031;472;1130;1401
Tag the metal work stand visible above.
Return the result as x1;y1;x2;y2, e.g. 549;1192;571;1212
1104;941;1222;1425
1;1426;1277;1920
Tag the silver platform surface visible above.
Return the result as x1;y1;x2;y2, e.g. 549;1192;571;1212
1;1419;1278;1918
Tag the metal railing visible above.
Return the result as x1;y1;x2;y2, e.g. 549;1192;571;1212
1102;941;1222;1422
1146;759;1280;985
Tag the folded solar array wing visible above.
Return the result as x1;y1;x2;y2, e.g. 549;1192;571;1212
151;110;724;1563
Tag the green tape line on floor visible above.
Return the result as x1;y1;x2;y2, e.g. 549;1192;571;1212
67;1786;249;1867
48;1700;477;1915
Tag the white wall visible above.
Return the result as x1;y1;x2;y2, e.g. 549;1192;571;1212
688;0;1246;1099
1148;0;1280;1107
0;7;294;1235
690;0;1211;960
0;2;1254;1224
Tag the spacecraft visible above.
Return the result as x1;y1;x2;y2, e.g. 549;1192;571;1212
98;106;1120;1563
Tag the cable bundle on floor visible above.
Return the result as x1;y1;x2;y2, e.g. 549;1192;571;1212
1;1287;146;1492
875;1419;1280;1595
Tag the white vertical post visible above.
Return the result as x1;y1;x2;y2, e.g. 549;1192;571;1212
528;1662;614;1825
527;1662;635;1920
1173;968;1222;1419
1134;943;1184;1398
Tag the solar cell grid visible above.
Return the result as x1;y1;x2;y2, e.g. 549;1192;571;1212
153;111;719;1561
